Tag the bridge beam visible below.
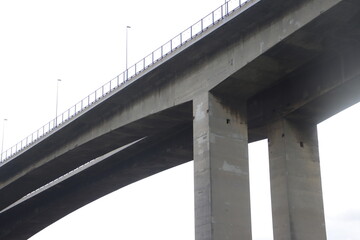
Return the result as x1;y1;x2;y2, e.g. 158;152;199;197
193;92;251;240
267;118;326;240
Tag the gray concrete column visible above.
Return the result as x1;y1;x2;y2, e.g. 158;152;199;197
193;92;252;240
267;118;326;240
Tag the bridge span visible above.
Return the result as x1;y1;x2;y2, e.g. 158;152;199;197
1;0;360;239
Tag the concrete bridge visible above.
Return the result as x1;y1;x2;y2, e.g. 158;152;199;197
1;0;360;239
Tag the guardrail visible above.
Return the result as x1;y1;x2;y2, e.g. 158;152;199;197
0;0;250;163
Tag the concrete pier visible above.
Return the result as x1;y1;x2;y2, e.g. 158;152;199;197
193;92;251;240
267;119;327;240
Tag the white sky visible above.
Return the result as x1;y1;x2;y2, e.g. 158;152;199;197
0;0;359;239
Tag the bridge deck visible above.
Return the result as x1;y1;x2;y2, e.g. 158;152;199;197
1;0;360;238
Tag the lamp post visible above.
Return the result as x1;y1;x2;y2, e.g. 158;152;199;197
55;79;61;126
1;118;7;160
126;26;131;80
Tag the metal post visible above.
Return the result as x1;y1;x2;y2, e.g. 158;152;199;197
126;26;131;80
55;79;61;126
225;0;228;15
1;118;7;160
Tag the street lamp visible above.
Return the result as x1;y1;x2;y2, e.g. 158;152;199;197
126;26;131;79
55;79;61;126
1;118;8;160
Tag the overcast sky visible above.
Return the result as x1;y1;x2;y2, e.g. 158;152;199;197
0;0;359;239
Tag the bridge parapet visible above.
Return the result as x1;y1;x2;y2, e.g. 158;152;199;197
0;0;253;163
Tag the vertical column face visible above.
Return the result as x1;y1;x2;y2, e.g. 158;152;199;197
268;119;327;240
193;92;252;240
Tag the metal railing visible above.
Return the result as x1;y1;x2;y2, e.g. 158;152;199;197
0;0;251;163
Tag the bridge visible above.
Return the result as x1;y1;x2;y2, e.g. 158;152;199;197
1;0;360;239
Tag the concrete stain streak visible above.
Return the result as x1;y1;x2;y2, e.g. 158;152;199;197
222;161;247;176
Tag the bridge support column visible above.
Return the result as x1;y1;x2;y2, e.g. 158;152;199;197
267;119;326;240
193;92;252;240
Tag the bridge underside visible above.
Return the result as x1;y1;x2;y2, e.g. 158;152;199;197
1;0;360;239
0;116;193;239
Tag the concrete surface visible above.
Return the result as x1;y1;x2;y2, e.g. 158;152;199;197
1;0;360;238
268;119;326;240
193;93;251;239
